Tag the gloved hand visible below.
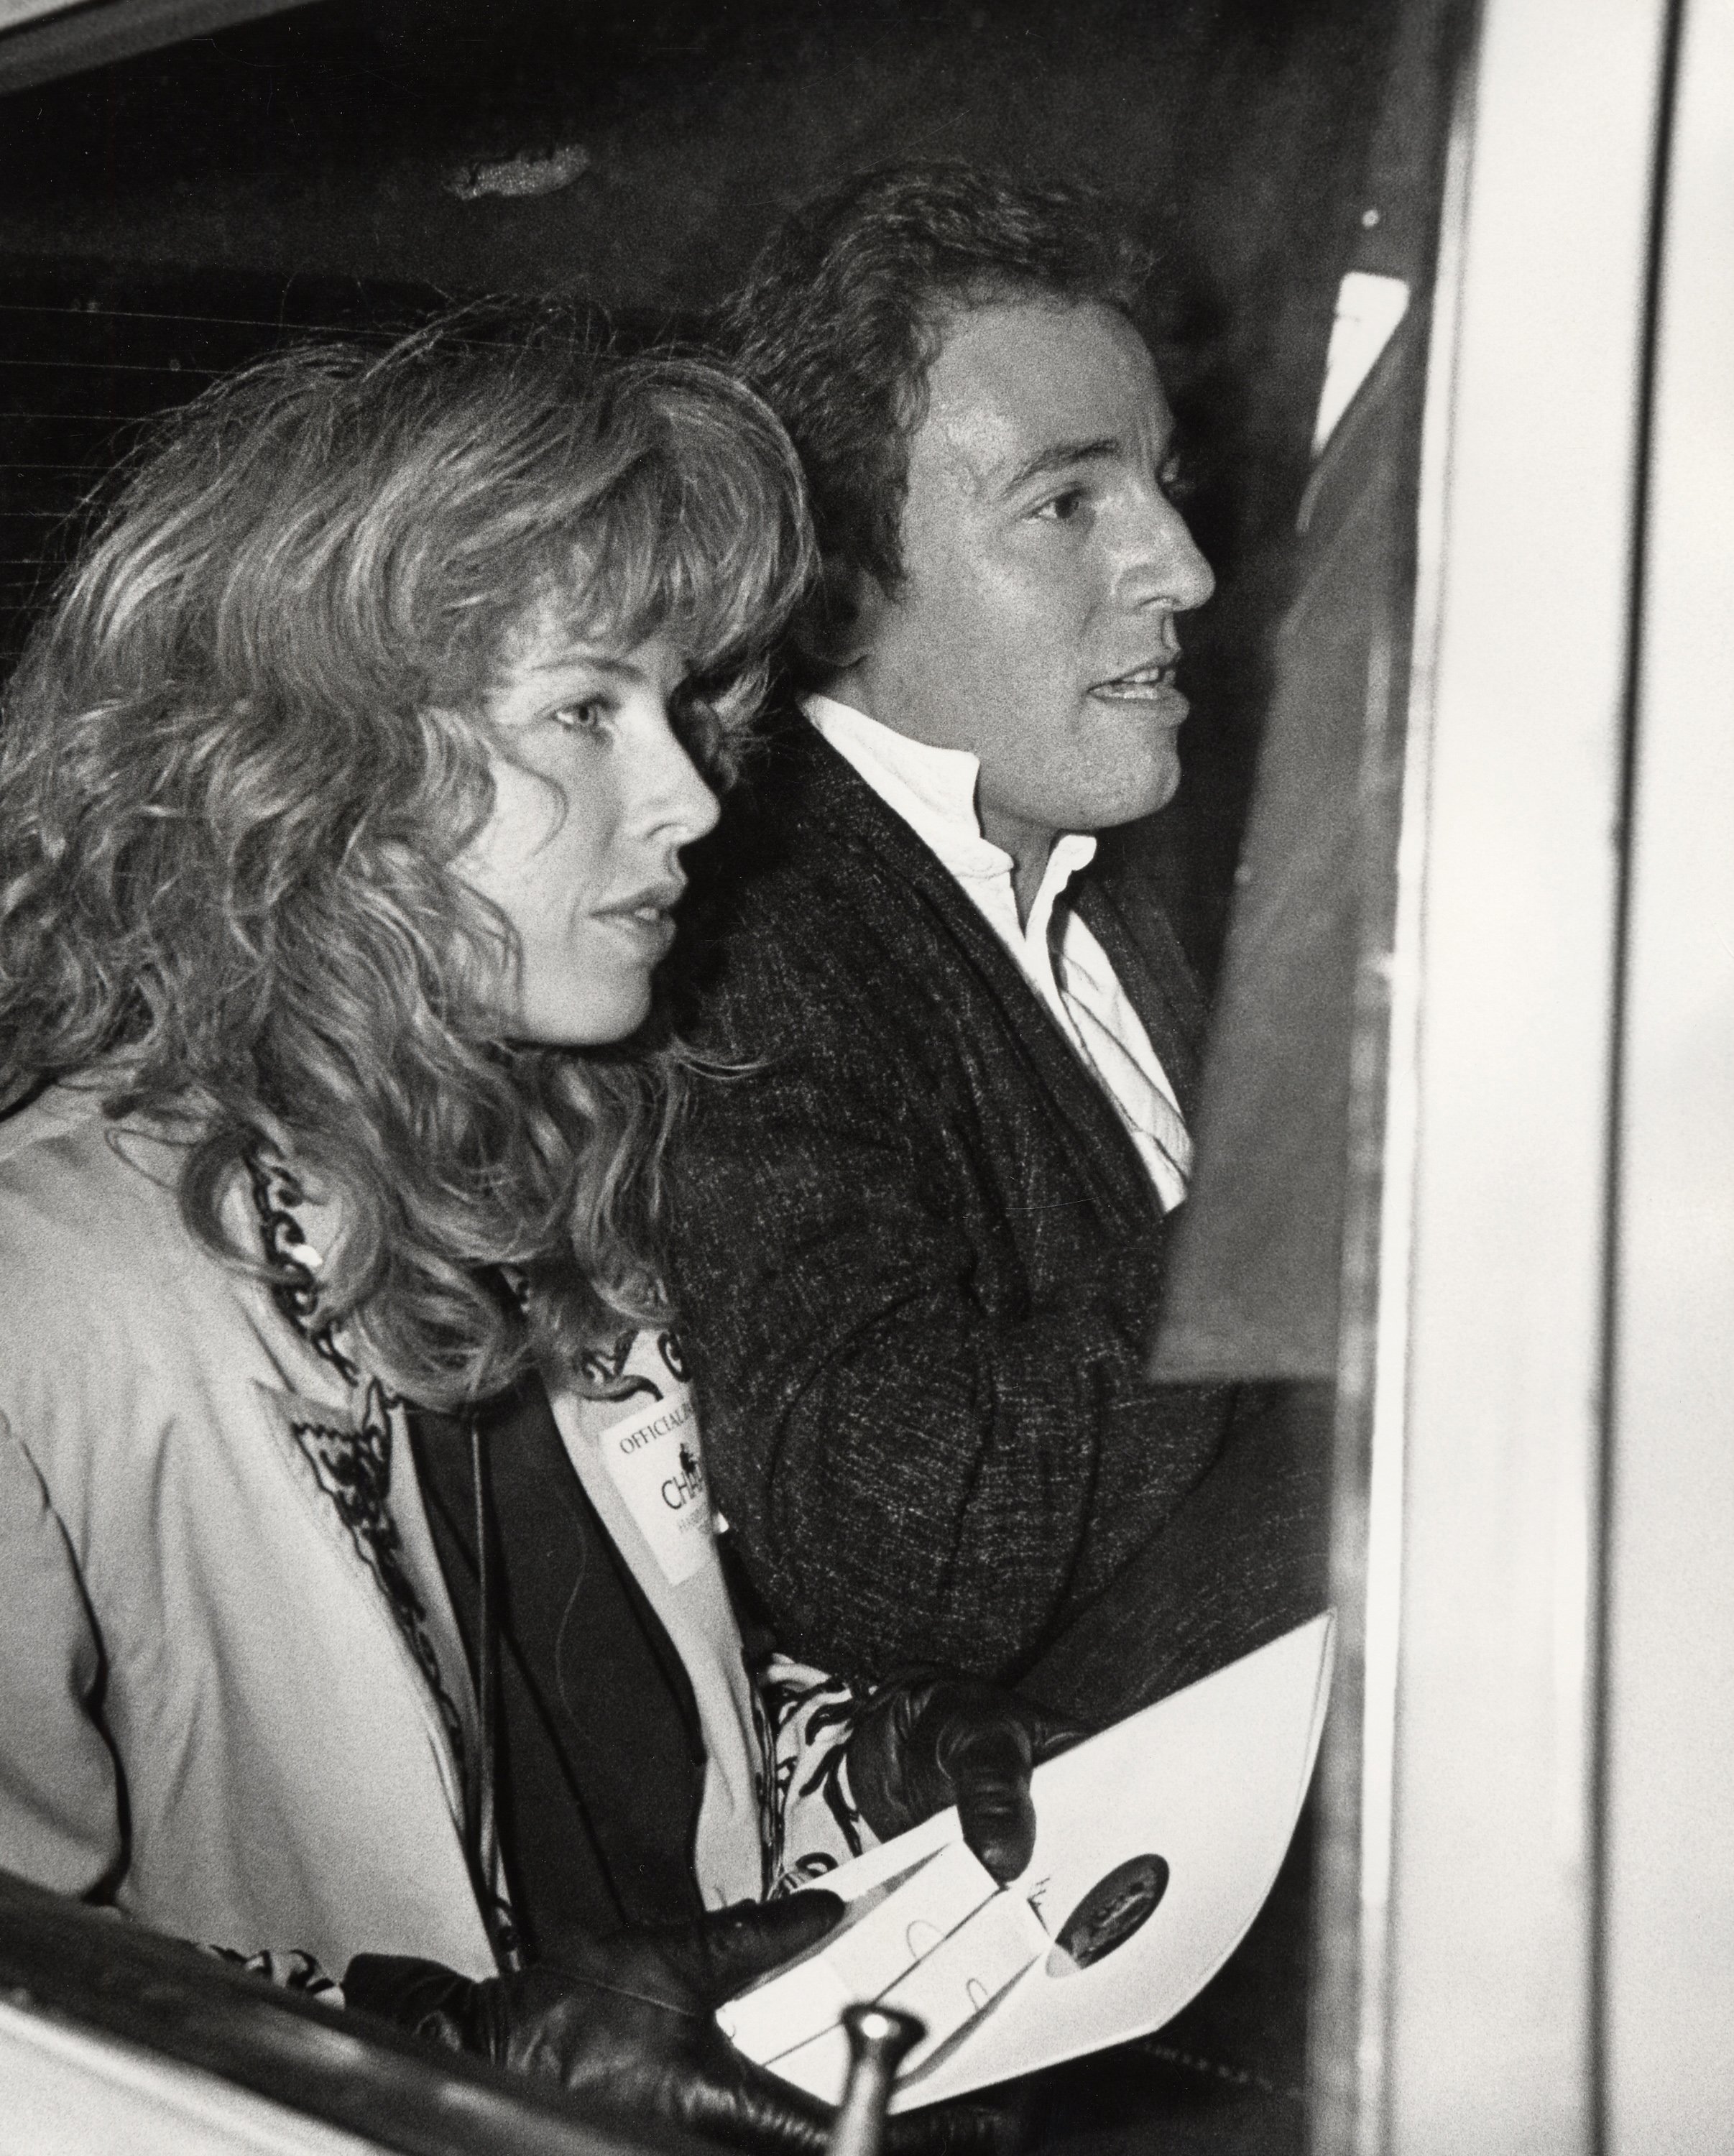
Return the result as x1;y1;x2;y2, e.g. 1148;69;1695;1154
343;1894;1002;2155
844;1671;1084;1884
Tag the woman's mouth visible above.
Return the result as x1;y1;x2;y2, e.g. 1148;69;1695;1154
594;908;678;957
591;885;683;955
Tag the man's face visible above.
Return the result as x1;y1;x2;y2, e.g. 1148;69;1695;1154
839;298;1214;865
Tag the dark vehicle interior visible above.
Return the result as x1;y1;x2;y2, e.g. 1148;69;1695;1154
0;0;1422;967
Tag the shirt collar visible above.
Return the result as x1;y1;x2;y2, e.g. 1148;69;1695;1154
803;694;1098;918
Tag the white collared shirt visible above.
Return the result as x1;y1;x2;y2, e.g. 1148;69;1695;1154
806;694;1193;1213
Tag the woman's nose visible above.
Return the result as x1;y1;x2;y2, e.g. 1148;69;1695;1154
647;711;722;846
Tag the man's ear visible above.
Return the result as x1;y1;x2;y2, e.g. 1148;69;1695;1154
793;560;890;675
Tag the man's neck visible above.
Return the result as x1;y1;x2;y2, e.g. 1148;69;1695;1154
816;673;1058;927
978;803;1058;928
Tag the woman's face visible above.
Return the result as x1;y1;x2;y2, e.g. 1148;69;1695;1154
451;606;721;1046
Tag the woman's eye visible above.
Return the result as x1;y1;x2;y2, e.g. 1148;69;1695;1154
1033;487;1088;524
548;698;610;734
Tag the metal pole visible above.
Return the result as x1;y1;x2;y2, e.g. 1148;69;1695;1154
829;2005;925;2156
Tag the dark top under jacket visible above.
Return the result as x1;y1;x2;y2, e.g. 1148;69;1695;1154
665;713;1234;1690
410;1383;707;1950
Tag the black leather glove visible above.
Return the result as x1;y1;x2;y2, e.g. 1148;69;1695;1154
344;1894;1004;2155
845;1671;1084;1884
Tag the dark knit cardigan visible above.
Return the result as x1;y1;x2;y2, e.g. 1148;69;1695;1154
665;716;1232;1690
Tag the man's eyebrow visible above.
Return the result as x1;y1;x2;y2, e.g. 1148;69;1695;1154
998;436;1122;493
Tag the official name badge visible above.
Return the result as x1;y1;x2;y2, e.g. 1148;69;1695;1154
596;1381;713;1585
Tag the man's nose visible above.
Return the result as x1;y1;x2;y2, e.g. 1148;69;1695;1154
1124;486;1216;614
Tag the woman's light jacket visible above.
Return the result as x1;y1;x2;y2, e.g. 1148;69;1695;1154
0;1083;816;1981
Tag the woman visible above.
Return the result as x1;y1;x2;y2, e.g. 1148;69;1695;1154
0;315;1040;2150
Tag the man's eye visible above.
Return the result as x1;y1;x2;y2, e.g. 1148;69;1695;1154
1033;487;1088;523
672;694;728;774
1159;457;1198;506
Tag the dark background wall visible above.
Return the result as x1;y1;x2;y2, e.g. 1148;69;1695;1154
0;0;1399;971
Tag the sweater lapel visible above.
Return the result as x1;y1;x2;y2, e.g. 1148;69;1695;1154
795;727;1166;1233
1072;874;1206;1125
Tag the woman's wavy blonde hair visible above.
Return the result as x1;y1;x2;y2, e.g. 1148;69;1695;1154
0;307;813;1407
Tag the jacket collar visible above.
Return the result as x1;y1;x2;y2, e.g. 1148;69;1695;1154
755;711;1189;1235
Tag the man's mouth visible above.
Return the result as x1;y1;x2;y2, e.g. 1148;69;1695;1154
1090;660;1182;704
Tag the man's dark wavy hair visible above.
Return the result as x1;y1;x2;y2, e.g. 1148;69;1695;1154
721;160;1153;611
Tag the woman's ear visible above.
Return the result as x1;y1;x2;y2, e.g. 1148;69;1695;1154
793;560;886;676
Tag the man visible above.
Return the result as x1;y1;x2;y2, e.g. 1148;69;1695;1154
668;164;1327;1726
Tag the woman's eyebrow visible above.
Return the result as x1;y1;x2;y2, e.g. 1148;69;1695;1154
526;650;645;683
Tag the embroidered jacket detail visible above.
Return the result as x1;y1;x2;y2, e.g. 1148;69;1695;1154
288;1404;466;1764
246;1153;361;1385
246;1153;467;1767
757;1655;874;1894
578;1325;667;1404
205;1944;344;2006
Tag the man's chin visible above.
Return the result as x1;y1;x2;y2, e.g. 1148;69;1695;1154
982;742;1183;842
1071;761;1184;833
